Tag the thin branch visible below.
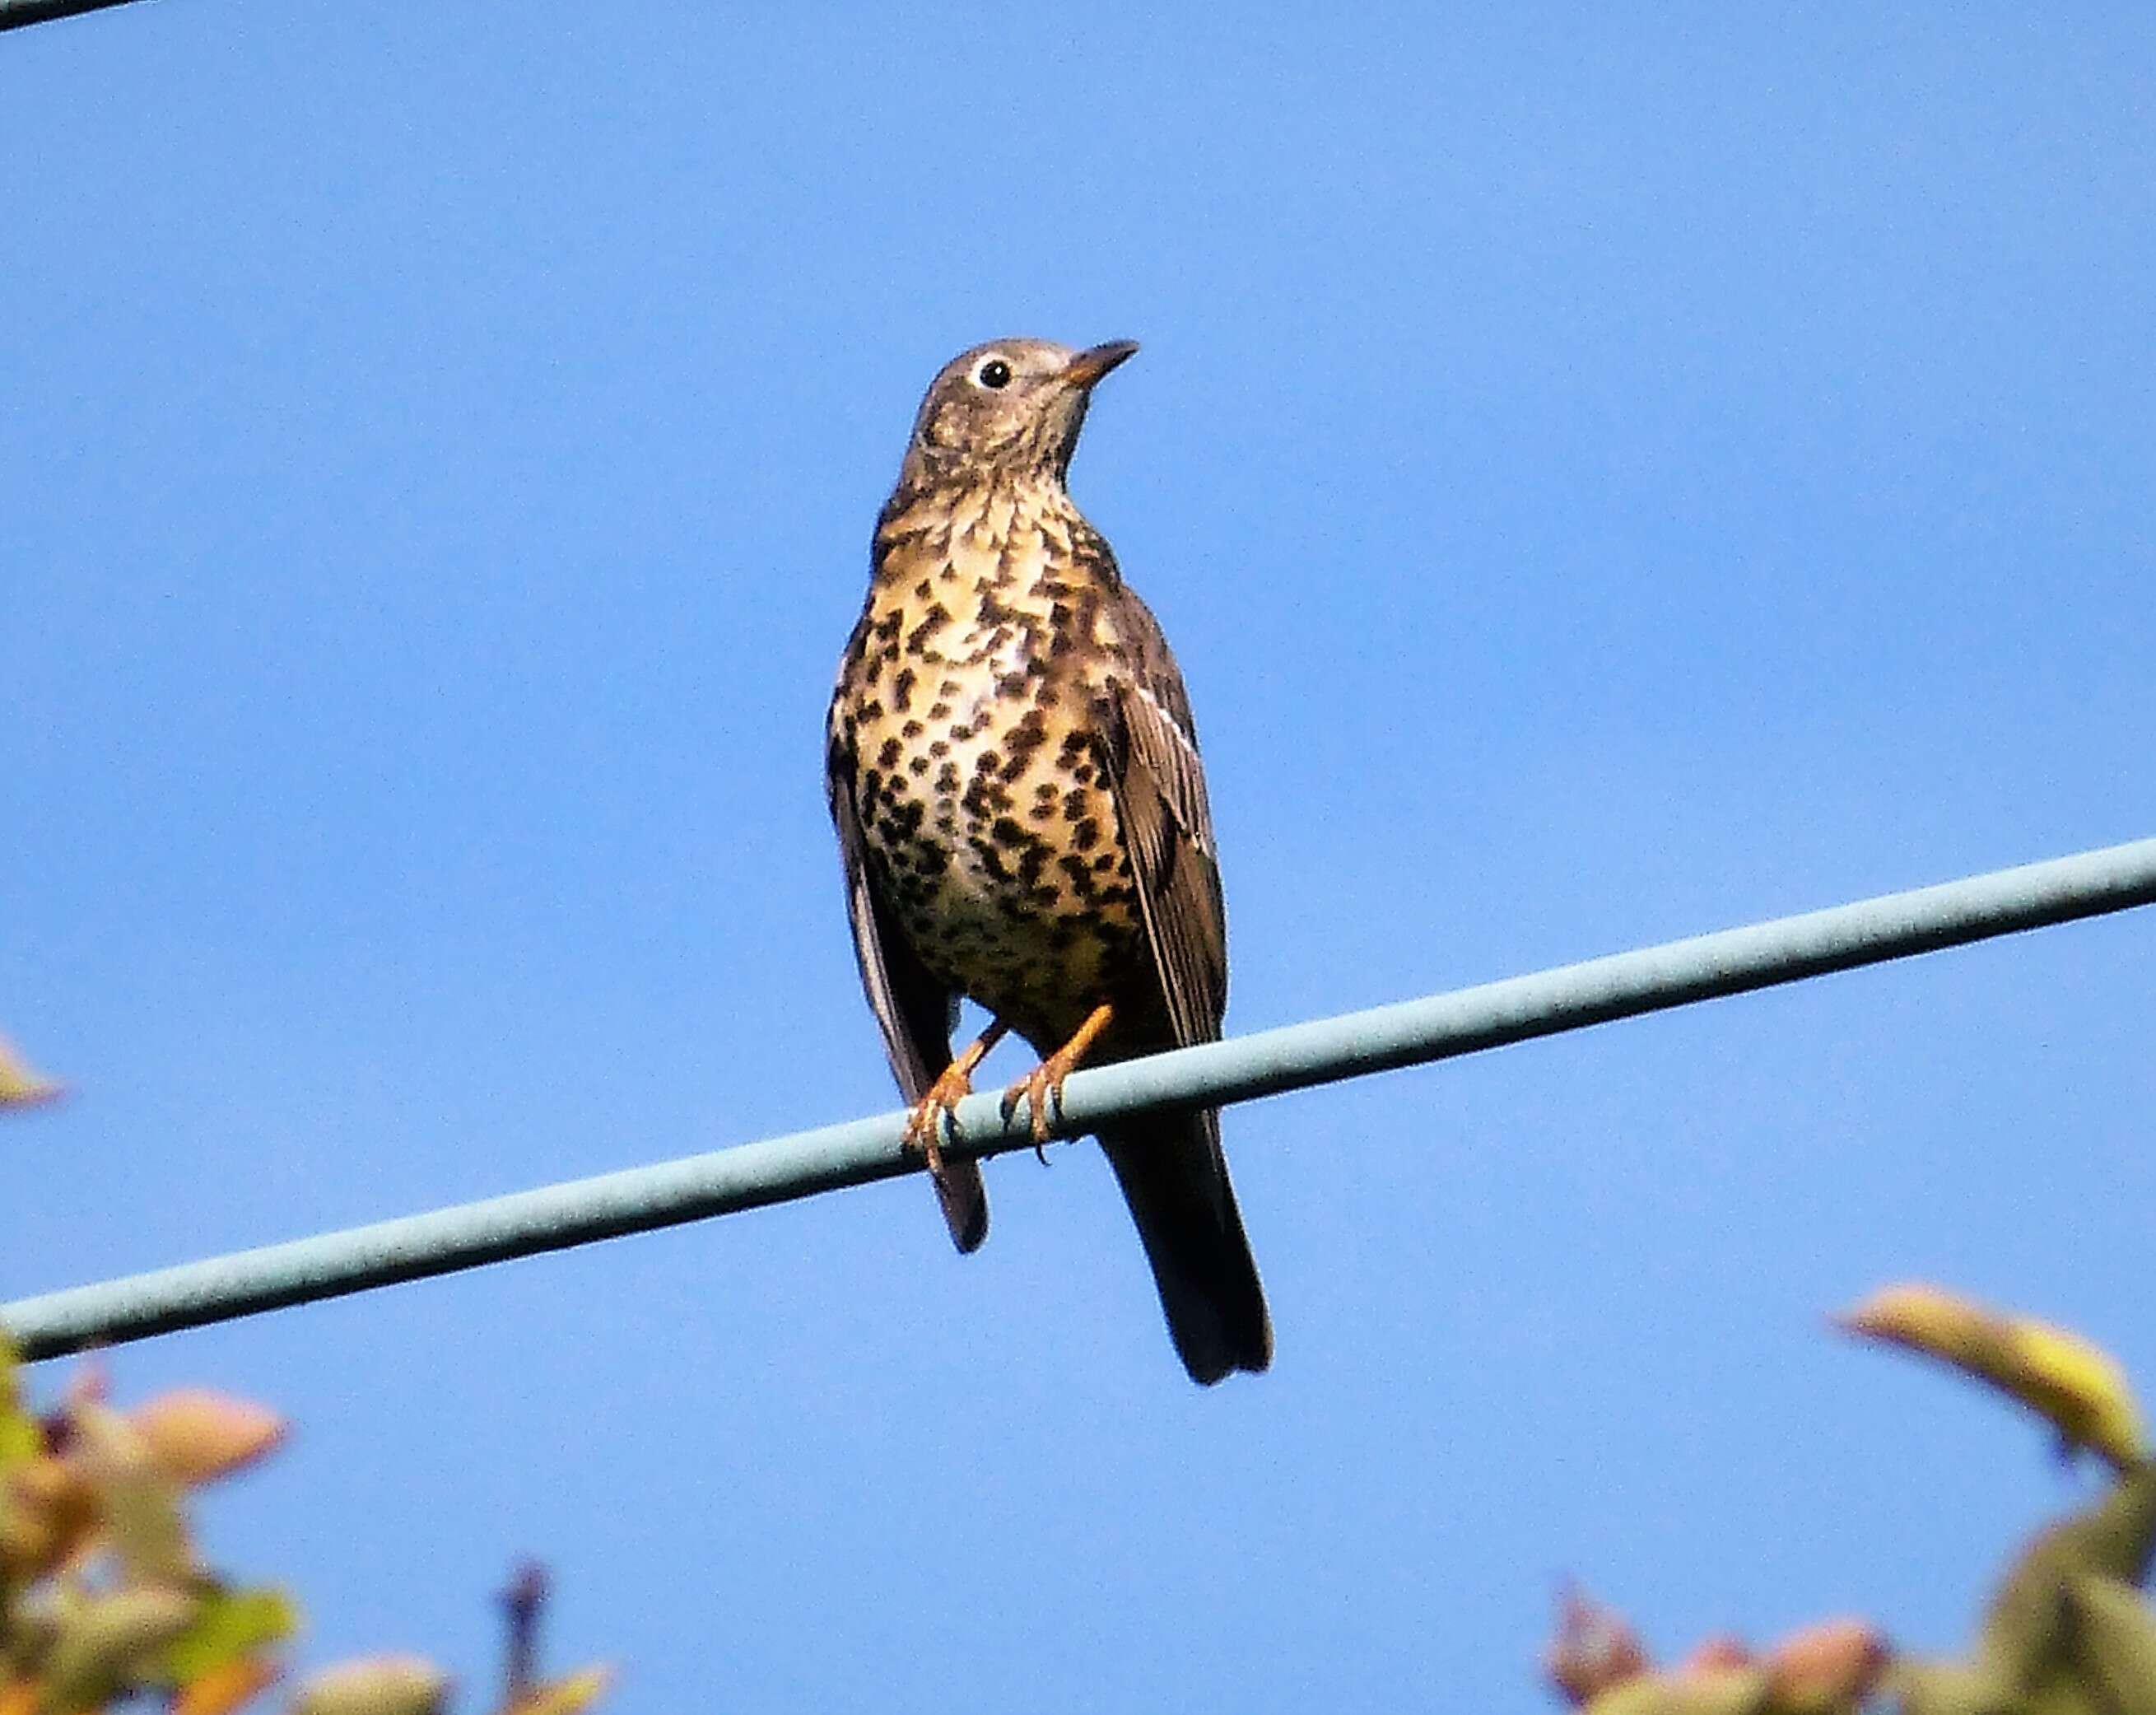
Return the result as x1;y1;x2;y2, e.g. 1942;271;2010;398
500;1559;549;1706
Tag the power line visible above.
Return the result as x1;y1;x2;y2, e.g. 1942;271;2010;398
0;0;142;33
6;835;2154;1361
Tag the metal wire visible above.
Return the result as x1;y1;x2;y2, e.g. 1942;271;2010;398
7;836;2154;1360
0;0;142;32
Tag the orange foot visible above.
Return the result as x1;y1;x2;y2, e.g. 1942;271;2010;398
999;1003;1115;1152
902;1021;1008;1175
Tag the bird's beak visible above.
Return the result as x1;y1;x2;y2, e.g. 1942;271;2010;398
1059;340;1140;389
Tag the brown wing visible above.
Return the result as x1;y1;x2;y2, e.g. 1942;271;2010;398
1097;594;1228;1047
1096;589;1269;1383
825;720;988;1253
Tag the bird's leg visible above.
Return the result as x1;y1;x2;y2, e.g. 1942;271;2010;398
903;1019;1009;1175
1000;1003;1115;1152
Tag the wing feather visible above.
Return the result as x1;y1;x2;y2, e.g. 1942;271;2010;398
826;722;985;1251
1097;617;1227;1048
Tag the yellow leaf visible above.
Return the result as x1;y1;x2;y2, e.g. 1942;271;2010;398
0;1337;45;1484
133;1392;287;1488
502;1665;612;1715
287;1658;449;1715
0;1337;35;1461
2;1452;104;1581
1837;1284;2148;1470
0;1372;40;1474
0;1035;60;1109
64;1399;195;1586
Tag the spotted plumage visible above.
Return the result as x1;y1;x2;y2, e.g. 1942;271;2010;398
827;337;1271;1384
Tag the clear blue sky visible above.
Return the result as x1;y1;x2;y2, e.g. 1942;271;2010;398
7;5;2154;1708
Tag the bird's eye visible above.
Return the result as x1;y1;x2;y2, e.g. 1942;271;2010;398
976;358;1013;389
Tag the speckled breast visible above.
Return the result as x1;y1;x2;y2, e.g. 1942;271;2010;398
833;478;1144;1042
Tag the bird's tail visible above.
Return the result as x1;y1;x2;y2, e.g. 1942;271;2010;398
933;1158;989;1255
1101;1110;1270;1385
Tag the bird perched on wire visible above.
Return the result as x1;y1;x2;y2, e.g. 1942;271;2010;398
825;338;1271;1385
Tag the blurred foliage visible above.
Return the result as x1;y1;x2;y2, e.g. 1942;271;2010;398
0;1038;60;1111
0;1345;609;1715
1545;1284;2156;1714
1841;1284;2149;1473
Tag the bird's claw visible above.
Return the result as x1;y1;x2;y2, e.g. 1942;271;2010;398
902;1061;978;1177
996;1004;1114;1163
999;1057;1073;1156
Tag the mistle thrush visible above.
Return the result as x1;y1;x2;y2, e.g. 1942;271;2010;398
826;338;1271;1384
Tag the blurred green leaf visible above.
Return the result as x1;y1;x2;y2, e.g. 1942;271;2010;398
158;1583;301;1686
173;1652;282;1715
1982;1464;2156;1688
41;1584;201;1713
0;1344;40;1475
2061;1573;2156;1715
1881;1657;2019;1715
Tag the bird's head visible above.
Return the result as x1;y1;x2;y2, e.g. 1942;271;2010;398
898;338;1139;490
